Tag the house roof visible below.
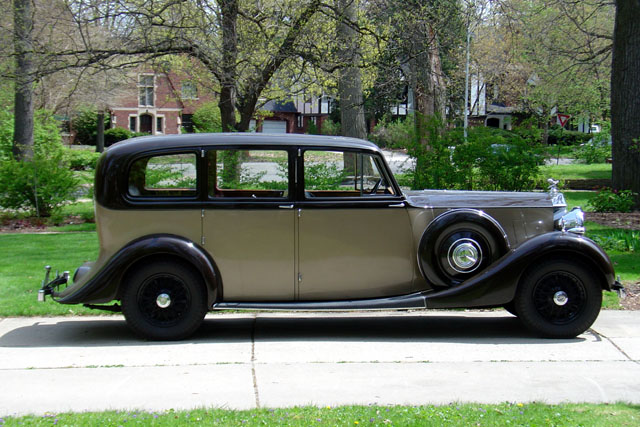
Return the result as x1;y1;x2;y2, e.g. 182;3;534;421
262;100;298;113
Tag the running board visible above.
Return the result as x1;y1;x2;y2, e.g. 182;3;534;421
213;292;428;311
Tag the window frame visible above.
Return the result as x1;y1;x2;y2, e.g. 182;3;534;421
138;74;155;107
125;149;200;203
299;148;401;202
204;146;295;203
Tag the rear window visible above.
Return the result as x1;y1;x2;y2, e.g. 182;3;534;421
128;153;197;197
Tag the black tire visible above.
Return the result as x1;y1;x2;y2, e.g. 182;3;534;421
515;260;602;338
431;222;499;286
121;261;208;340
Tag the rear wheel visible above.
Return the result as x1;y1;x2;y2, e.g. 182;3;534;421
122;261;207;340
515;260;602;338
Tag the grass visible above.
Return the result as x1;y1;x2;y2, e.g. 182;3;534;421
563;191;597;211
1;403;638;426
0;232;99;316
540;162;611;180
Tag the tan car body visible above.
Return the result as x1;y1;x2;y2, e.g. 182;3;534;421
40;133;620;340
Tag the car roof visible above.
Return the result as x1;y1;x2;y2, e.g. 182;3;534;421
107;133;382;154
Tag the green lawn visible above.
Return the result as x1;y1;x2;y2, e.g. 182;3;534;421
2;403;639;426
564;191;597;211
540;162;611;180
0;232;99;316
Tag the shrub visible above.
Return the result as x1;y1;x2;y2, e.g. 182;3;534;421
193;102;223;133
104;127;133;146
397;116;542;192
574;133;611;164
587;188;637;213
547;127;592;146
320;118;341;136
71;107;109;146
0;110;79;217
64;149;101;170
0;151;78;217
369;116;413;148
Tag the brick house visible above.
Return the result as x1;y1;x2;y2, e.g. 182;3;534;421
109;70;214;135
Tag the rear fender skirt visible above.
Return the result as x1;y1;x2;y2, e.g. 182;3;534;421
55;234;220;306
424;232;616;309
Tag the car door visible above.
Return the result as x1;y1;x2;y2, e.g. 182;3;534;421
297;149;414;300
202;147;295;301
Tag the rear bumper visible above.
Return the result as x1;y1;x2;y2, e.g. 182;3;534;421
37;266;69;302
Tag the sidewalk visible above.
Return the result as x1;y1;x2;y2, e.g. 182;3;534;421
1;310;639;416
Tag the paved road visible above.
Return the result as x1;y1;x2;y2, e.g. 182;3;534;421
1;310;639;416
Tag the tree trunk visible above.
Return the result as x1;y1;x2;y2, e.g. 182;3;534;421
96;111;105;153
611;0;640;208
336;0;366;140
12;0;35;161
218;0;238;133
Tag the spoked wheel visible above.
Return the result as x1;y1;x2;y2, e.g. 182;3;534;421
122;261;207;340
515;260;602;338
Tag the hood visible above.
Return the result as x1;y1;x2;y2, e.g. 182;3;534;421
404;189;553;209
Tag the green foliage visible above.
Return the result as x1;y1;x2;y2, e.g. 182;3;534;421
511;118;543;145
369;116;413;148
400;115;543;192
548;126;592;146
104;127;135;146
592;229;640;253
72;107;108;146
588;188;637;213
193;102;223;133
320;118;341;136
0;151;78;217
0;111;78;217
304;162;349;190
306;120;319;135
64;149;101;170
574;134;611;164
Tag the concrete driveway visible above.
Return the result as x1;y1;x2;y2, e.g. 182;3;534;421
1;310;639;416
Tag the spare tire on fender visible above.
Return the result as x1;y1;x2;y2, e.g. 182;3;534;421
418;209;510;288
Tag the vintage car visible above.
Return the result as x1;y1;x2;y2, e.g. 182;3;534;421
39;133;622;340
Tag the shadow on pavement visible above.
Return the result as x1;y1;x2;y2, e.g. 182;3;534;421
0;313;584;348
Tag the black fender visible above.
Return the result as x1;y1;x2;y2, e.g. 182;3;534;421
55;234;221;306
424;231;616;309
418;209;511;288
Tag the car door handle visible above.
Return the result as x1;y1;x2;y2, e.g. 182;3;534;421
389;203;405;208
279;204;294;209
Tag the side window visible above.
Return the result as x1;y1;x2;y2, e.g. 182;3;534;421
303;150;395;197
207;149;289;199
128;153;197;197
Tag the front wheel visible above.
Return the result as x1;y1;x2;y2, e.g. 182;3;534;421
515;260;602;338
122;261;208;340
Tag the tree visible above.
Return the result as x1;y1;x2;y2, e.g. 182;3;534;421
611;0;640;208
335;0;367;139
12;0;35;160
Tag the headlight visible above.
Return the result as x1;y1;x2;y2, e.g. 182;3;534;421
556;207;585;234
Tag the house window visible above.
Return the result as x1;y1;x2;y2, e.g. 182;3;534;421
138;75;154;107
156;117;163;133
182;114;194;133
297;115;303;129
129;116;137;132
181;81;197;99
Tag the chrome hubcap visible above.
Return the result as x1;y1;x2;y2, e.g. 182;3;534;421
156;293;172;309
553;291;569;306
448;239;482;273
